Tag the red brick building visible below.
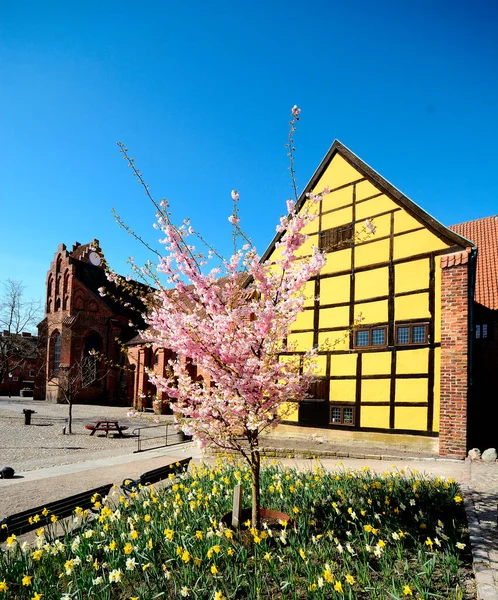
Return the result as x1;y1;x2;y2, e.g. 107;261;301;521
38;240;147;405
0;331;39;397
450;215;498;450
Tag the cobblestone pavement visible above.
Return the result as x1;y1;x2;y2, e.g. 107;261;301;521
465;462;498;598
0;396;179;471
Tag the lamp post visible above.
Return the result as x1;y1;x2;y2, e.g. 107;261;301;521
8;372;12;398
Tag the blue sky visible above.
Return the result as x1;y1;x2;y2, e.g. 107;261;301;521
1;0;497;310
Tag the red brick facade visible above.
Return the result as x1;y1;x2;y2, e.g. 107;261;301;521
439;251;470;458
38;240;143;405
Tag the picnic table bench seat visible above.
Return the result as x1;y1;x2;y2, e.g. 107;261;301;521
85;423;128;435
0;483;113;543
121;457;192;495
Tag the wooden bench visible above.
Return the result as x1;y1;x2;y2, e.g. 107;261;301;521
0;483;113;543
121;457;192;495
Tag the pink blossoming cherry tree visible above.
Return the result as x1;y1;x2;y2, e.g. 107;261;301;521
118;108;335;528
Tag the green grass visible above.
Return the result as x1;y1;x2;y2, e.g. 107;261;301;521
0;460;472;599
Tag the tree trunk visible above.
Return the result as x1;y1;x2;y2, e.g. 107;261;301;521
250;447;261;530
68;401;73;434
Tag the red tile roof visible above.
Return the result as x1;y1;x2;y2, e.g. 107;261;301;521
449;215;498;310
440;250;469;270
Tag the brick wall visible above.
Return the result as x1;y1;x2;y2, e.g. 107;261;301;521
439;251;469;458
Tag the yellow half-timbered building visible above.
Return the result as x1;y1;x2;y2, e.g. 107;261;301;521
263;141;474;458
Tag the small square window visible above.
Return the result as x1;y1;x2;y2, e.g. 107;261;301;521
413;326;426;343
395;323;428;346
331;407;342;422
356;331;369;346
397;327;409;344
343;408;354;423
330;405;355;426
371;329;385;346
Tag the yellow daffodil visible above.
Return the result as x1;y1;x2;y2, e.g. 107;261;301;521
334;580;343;593
22;575;33;586
454;495;463;503
323;569;334;583
0;580;7;593
403;585;413;595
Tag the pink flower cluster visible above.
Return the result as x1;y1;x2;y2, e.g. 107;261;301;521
145;188;326;453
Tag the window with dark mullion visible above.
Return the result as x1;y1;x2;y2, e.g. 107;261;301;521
354;326;387;348
330;405;355;425
395;323;428;345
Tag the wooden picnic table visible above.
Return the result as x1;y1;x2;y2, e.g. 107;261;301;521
85;420;129;437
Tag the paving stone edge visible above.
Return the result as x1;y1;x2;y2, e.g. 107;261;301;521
463;492;498;600
206;446;462;463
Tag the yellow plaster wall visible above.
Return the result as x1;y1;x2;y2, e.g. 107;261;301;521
395;293;430;320
316;154;361;190
320;306;349;328
320;275;350;303
434;256;442;344
354;299;388;324
355;239;390;268
322;249;352;274
360;406;390;429
295;234;318;258
433;348;441;431
330;353;357;376
362;379;390;402
395;379;428;403
302;281;316;308
318;330;349;351
362;352;391;375
395;407;427;430
395;259;429;293
396;349;429;374
356;195;398;220
322;207;353;230
356;212;391;238
329;379;356;402
281;401;299;422
355;180;379;200
355;267;389;301
291;309;314;331
287;331;314;351
394;210;423;234
394;229;449;260
316;186;353;211
313;355;328;377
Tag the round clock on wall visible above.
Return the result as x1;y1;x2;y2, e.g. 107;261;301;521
89;252;101;266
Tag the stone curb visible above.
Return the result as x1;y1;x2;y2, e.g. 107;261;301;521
463;492;498;600
207;446;463;463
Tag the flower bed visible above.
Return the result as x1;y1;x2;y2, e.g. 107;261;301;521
0;461;473;599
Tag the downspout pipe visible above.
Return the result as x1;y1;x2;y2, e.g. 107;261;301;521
467;247;477;449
